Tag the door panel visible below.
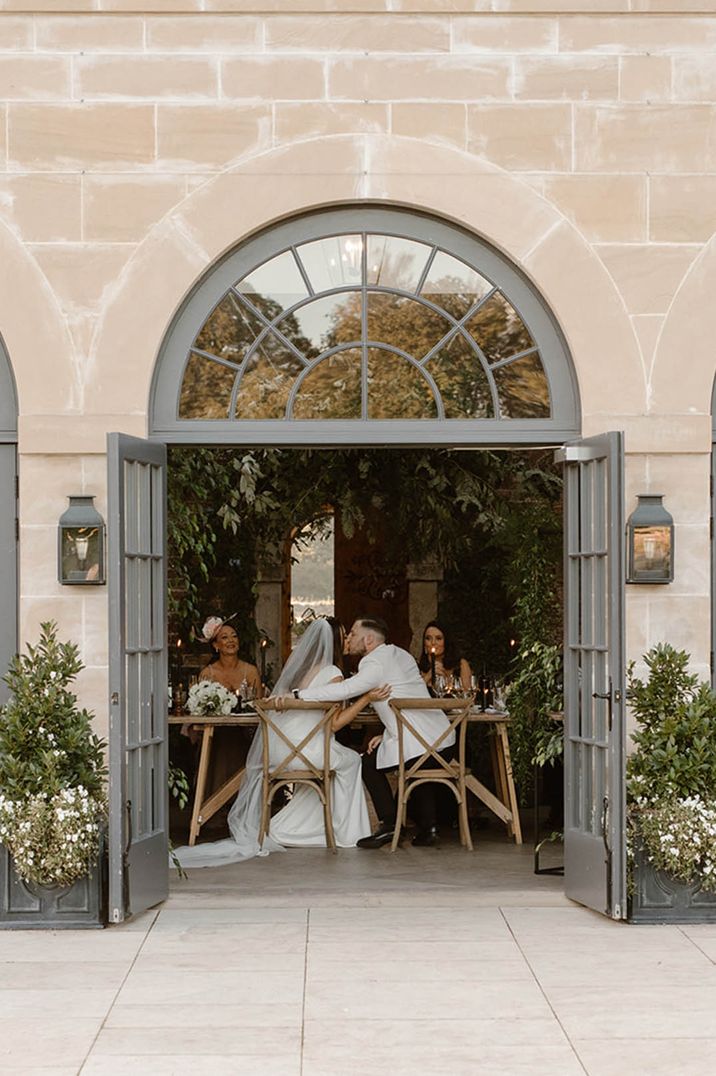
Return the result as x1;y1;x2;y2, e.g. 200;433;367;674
0;446;16;706
108;434;168;923
557;432;626;919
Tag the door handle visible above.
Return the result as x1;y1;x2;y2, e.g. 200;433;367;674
601;795;610;855
592;681;616;731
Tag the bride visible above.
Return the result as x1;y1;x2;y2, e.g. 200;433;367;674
173;617;380;868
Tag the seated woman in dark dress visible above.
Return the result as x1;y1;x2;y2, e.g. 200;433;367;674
200;617;263;700
418;620;473;695
198;615;263;819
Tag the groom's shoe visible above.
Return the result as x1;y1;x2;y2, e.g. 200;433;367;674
356;822;395;849
412;826;440;847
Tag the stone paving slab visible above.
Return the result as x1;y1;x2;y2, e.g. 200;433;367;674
0;842;713;1073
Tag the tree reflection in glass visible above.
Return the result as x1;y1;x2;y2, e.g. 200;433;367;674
366;293;450;359
493;354;550;418
293;349;362;419
367;349;437;419
466;292;535;364
421;254;493;316
179;354;236;419
234;336;305;419
284;293;362;360
194;293;262;365
427;334;493;419
179;230;554;423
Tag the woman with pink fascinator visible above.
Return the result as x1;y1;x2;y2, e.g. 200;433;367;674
198;613;262;702
194;614;263;807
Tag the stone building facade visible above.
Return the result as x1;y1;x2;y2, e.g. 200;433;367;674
1;1;715;739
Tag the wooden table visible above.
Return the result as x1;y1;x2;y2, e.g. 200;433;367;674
169;713;257;846
170;708;522;847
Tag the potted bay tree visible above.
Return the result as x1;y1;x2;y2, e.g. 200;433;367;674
0;622;107;928
628;643;716;923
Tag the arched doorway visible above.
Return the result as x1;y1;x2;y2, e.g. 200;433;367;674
109;205;625;924
0;332;17;706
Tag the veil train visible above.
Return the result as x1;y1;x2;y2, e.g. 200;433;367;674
172;619;337;869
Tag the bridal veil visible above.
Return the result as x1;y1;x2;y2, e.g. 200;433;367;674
172;617;338;868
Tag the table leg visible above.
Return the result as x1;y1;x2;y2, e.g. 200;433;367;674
493;729;513;839
189;725;214;846
198;768;246;827
464;774;512;825
496;723;522;845
488;740;510;830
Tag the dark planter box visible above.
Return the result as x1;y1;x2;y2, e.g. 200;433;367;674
629;840;716;924
0;843;107;929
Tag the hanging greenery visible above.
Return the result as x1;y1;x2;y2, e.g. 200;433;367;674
167;447;258;648
501;496;564;801
168;446;563;694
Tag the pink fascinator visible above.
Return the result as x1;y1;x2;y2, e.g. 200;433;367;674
198;612;237;644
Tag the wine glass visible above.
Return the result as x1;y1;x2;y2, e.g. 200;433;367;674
493;679;507;712
434;674;446;698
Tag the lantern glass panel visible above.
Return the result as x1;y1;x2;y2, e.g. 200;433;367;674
632;525;671;580
60;526;103;583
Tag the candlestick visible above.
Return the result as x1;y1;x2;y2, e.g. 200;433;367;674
260;636;268;684
430;646;436;685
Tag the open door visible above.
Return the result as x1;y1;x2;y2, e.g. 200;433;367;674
556;432;626;919
0;446;17;706
107;433;168;923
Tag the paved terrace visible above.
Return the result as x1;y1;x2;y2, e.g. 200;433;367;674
1;836;716;1074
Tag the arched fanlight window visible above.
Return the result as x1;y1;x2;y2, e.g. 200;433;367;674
151;208;579;444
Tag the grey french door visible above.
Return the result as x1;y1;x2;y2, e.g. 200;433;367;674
108;434;168;923
557;432;626;919
0;445;17;706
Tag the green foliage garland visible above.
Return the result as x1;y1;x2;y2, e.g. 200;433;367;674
498;495;564;800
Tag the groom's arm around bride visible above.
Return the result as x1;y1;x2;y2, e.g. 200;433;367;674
290;617;456;848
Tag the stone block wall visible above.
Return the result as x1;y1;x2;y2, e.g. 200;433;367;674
1;1;715;712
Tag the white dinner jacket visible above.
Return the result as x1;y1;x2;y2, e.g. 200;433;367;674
297;643;455;769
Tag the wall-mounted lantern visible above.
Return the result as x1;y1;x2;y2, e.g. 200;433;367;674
626;495;674;584
58;496;106;585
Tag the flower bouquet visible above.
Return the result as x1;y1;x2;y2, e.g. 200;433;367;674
186;680;236;716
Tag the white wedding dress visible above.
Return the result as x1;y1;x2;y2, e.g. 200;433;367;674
173;623;370;869
268;664;370;848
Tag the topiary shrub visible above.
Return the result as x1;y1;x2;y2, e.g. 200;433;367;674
0;621;107;888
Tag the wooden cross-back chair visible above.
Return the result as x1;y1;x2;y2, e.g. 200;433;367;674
253;699;340;853
388;696;475;853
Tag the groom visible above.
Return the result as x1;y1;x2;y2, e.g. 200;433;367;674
293;617;455;848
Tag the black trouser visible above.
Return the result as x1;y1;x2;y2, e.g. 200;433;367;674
361;744;456;831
